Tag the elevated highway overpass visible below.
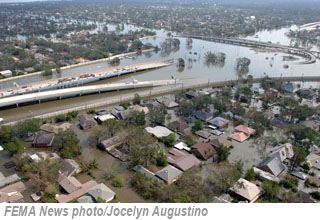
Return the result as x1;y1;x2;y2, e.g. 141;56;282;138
0;79;176;109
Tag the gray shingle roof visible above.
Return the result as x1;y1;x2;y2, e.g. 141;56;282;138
88;183;116;202
257;156;285;176
155;165;183;183
208;117;229;127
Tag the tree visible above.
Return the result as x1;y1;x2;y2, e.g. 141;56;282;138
119;102;131;110
205;162;242;196
262;181;280;202
215;145;230;162
232;103;245;116
133;93;141;105
103;119;123;136
192;120;203;132
5;137;24;155
15;118;40;138
177;58;185;67
109;57;120;65
149;109;165;126
27;160;61;193
126;110;146;126
125;128;160;168
244;167;256;181
0;126;11;144
177;101;194;117
289;145;307;172
163;133;176;147
236;57;251;74
156;151;168;167
112;176;124;187
175;170;208;202
97;197;106;203
54;129;82;159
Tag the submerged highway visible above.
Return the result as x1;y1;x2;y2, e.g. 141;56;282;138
178;35;317;64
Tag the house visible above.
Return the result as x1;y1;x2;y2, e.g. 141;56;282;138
157;97;179;109
40;123;72;134
193;110;212;122
130;105;149;114
191;142;216;160
195;130;212;139
79;114;97;130
185;91;199;99
299;191;315;203
260;88;280;101
185;116;197;123
229;132;249;143
98;136;122;151
56;180;98;203
57;159;82;182
155;165;183;185
234;125;255;136
144;126;173;138
132;165;160;182
98;136;127;161
306;153;320;170
282;82;295;93
172;120;189;133
94;114;115;124
264;109;275;120
0;172;20;188
306;176;320;187
301;100;319;109
297;89;314;98
253;167;280;183
208;117;229;129
208;136;232;149
0;70;12;77
77;195;94;203
37;152;60;161
229;178;262;203
33;131;54;148
271;118;290;129
268;143;294;162
88;183;116;203
290;171;307;180
59;176;82;194
174;142;191;152
0;182;26;203
168;148;200;171
300;120;319;131
257;156;286;176
252;86;265;95
145;101;161;111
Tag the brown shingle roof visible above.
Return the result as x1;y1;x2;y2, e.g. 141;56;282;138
191;142;216;160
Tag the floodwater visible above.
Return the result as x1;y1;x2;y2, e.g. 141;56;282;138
73;125;149;203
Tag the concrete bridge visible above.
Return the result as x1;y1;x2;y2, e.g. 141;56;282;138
178;35;317;64
0;80;176;109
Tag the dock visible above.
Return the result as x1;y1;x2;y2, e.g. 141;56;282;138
0;79;177;108
0;59;175;98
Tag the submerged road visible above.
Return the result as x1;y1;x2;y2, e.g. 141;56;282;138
178;35;317;64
